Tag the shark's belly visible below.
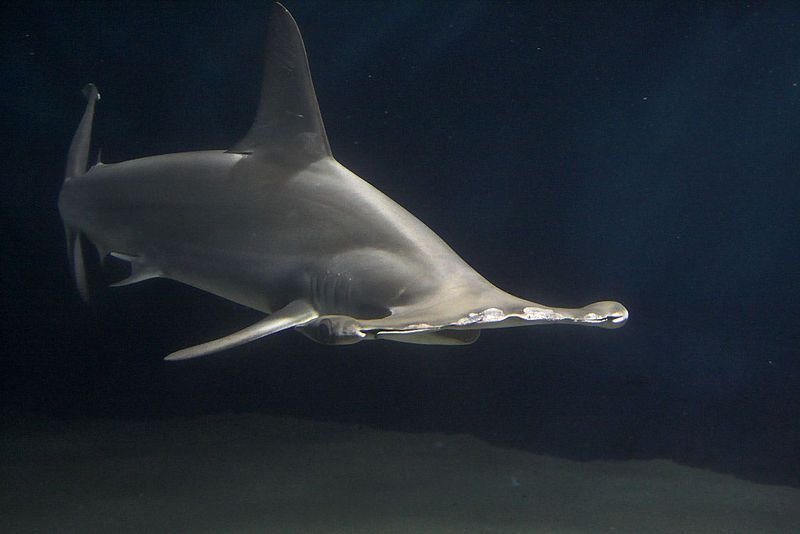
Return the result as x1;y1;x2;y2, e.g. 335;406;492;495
58;151;473;315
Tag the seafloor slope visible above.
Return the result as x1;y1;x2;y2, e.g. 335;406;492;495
2;413;797;533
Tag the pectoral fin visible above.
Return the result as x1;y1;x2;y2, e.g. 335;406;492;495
164;300;318;361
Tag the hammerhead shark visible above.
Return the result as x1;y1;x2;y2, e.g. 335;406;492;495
58;3;628;361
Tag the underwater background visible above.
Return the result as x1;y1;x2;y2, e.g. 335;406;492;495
2;1;799;531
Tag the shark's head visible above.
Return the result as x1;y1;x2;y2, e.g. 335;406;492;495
435;299;630;331
339;288;629;346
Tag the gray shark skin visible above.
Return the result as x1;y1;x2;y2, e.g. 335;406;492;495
59;3;628;361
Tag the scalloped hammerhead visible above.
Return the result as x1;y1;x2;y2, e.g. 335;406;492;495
58;3;628;361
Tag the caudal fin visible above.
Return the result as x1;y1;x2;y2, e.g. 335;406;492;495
63;84;101;300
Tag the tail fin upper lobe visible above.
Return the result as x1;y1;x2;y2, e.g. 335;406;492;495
64;83;100;181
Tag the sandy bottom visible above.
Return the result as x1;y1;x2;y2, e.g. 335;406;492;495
1;413;797;533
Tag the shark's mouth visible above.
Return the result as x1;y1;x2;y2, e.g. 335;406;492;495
373;328;481;345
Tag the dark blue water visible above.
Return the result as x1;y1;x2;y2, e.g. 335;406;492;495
2;0;798;492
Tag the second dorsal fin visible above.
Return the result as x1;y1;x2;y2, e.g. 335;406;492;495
229;3;331;160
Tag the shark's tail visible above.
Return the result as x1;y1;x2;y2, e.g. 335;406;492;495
63;84;101;301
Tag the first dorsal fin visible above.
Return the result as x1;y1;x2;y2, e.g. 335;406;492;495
229;3;331;159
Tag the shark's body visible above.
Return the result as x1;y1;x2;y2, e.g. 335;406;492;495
59;4;627;360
